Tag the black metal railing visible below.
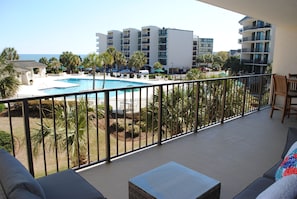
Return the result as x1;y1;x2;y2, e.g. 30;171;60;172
0;74;271;177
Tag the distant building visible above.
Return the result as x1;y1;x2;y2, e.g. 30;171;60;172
9;60;47;85
239;16;275;74
192;36;214;67
96;26;213;73
96;33;107;54
229;49;241;57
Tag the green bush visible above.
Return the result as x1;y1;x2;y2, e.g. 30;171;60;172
0;130;13;152
0;103;5;112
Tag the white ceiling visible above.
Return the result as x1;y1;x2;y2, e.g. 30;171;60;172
198;0;297;27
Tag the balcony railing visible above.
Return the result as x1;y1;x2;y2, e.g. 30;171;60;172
0;74;271;177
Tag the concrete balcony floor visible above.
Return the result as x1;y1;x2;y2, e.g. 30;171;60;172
79;108;297;199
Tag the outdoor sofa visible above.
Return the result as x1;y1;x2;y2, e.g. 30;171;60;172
233;127;297;198
0;149;106;199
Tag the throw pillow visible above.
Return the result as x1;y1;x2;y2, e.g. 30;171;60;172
275;148;297;181
256;175;297;199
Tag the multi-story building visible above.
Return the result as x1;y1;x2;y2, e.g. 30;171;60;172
106;30;122;52
121;28;140;59
158;28;193;73
141;26;159;66
96;26;211;73
95;33;107;54
192;36;214;67
239;16;275;74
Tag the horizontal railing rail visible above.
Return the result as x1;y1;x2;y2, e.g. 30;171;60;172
0;74;271;177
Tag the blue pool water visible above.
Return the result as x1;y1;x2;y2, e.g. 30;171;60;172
41;78;148;95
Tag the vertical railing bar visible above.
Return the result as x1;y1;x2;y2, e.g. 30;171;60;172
124;90;127;153
138;88;142;148
242;77;248;116
95;93;100;161
7;102;15;156
165;84;169;139
104;91;111;163
22;99;35;176
85;94;90;164
152;86;155;143
38;99;47;175
145;87;149;146
63;96;70;169
51;97;59;172
194;81;200;133
258;75;264;111
115;91;119;156
131;89;135;151
221;79;227;124
157;85;163;145
74;95;80;168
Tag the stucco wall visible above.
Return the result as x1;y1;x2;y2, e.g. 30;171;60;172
272;25;297;75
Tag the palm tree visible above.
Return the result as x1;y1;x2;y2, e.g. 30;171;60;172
31;99;93;167
114;51;127;70
0;57;20;98
48;57;61;73
128;51;147;72
100;52;114;89
59;52;81;73
39;57;49;65
0;47;19;61
85;53;103;90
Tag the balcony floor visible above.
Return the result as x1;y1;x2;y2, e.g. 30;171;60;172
79;108;297;199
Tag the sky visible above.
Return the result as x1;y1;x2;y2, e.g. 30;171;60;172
0;0;244;54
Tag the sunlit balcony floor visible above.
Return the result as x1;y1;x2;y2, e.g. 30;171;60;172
79;108;297;199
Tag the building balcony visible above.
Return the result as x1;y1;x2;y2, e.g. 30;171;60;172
0;74;280;199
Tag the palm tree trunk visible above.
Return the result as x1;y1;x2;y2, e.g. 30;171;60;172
102;65;106;89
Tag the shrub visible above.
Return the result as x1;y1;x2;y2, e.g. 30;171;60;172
0;130;13;152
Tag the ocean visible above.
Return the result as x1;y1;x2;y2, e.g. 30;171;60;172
19;54;87;62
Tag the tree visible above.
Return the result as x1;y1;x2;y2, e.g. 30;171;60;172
59;52;81;74
128;51;147;72
39;57;49;66
114;51;127;70
100;52;114;89
32;99;95;167
0;57;20;98
48;57;61;73
0;47;19;61
153;61;162;69
84;53;103;90
223;56;243;75
186;68;205;80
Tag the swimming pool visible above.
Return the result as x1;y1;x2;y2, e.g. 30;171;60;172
41;78;149;95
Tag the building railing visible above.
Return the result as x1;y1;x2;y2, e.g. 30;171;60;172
0;74;271;177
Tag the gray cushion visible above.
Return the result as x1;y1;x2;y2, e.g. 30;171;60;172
256;175;297;199
281;127;297;159
0;149;46;199
38;169;105;199
0;184;7;199
233;177;275;199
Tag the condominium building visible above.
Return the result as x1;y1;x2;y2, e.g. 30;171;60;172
239;16;275;74
95;33;107;54
192;36;214;67
141;26;159;66
158;28;193;73
107;30;122;52
96;26;211;73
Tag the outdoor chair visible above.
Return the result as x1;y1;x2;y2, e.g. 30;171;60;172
270;74;297;123
288;73;297;92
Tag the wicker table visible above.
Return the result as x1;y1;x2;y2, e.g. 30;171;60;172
129;161;220;199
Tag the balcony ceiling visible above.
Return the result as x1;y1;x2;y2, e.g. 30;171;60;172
197;0;297;27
